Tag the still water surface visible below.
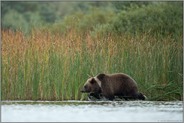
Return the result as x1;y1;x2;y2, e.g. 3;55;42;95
1;101;183;122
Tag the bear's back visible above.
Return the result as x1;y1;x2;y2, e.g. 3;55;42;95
102;73;138;95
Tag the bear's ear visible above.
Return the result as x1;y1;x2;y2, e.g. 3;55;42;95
96;73;105;81
90;78;96;84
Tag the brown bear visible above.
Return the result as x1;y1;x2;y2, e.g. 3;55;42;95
81;73;146;101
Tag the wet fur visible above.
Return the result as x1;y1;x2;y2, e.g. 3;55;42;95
81;73;146;101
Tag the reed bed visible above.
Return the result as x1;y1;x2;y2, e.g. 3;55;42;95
1;29;183;101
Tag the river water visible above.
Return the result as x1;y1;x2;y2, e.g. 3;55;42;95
1;101;183;122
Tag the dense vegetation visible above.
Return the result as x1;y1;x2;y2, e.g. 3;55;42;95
1;1;183;101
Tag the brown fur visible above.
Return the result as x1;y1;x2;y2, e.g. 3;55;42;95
81;73;145;100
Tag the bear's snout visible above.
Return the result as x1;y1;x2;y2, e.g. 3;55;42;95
81;85;89;93
81;87;87;93
80;88;86;93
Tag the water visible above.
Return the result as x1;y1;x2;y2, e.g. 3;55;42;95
1;101;183;122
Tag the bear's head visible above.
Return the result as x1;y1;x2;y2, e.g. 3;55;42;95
81;76;103;94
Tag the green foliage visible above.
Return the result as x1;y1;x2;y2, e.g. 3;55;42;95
108;2;183;37
50;7;115;35
2;10;28;32
2;2;183;38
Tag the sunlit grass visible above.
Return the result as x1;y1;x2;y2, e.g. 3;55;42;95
1;29;183;101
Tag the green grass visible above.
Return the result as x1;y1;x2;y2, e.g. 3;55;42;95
1;30;183;101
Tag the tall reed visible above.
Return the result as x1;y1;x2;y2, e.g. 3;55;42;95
1;29;183;101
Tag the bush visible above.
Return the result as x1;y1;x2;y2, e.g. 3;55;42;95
2;10;45;34
108;2;183;37
2;10;28;32
50;7;115;36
